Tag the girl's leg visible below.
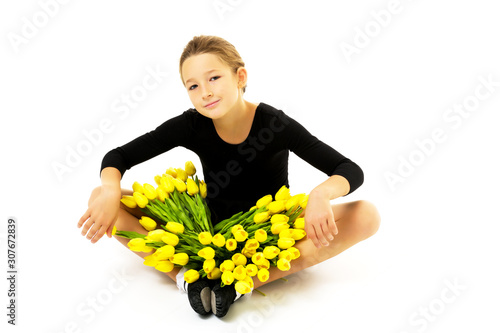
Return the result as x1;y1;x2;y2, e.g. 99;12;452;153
253;200;380;289
87;187;181;281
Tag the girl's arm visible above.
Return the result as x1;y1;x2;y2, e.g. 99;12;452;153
78;167;122;243
304;174;350;248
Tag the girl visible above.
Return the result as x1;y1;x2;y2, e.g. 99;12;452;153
78;35;380;318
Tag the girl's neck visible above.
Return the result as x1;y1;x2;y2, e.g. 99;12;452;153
213;99;258;144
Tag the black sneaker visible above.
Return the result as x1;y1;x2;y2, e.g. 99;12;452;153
211;283;237;318
187;279;212;315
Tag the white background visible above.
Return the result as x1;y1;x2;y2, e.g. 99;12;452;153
1;0;499;332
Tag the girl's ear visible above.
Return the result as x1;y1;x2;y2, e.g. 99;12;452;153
236;67;248;89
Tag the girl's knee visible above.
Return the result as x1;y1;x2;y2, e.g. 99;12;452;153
353;200;381;239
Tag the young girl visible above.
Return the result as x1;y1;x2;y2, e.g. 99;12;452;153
78;35;380;318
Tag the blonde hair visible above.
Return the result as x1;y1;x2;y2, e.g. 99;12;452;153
179;35;247;93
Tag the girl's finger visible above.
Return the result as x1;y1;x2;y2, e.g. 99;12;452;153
77;209;90;228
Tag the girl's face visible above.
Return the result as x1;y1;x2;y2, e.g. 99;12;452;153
182;53;243;120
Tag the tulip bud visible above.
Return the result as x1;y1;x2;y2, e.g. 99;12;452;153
184;269;200;283
171;253;189;266
154;245;175;260
277;237;295;249
241;247;256;258
120;195;137;209
278;249;293;261
155;260;174;273
275;185;291;201
244;239;260;251
220;259;235;272
235;281;252;294
154;175;162;186
185;161;196;176
287;247;301;260
251;252;265;266
139;216;157;231
291;229;307;241
186;178;199;196
257;268;270;282
133;192;149;208
143;254;159;267
300;195;309;209
278;229;294;239
132;181;144;194
270;214;289;224
175;168;188;182
199;180;207;198
256;194;273;208
156;187;168;202
234;229;248;242
271;222;289;235
203;258;216;273
146;229;166;242
233;265;247;281
198;231;212;245
161;232;179;246
277;258;291;271
161;175;175;193
294;217;305;229
198;246;215;260
268;200;286;214
165;221;184;234
254;229;267;243
143;183;157;200
246;264;258;277
212;233;226;247
221;271;235;285
254;211;270;224
243;276;254;289
226;238;237;251
286;193;305;210
165;167;177;178
127;238;146;252
263;246;280;260
231;253;247;266
207;267;222;280
172;178;187;193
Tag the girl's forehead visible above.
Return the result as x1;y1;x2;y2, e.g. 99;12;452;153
182;53;230;82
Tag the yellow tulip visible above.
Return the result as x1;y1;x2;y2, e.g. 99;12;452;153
256;194;272;208
220;259;235;272
156;187;168;202
161;175;175;193
199;180;207;198
251;252;265;266
146;229;166;242
277;258;291;271
234;230;248;242
271;222;290;235
120;195;137;209
275;185;291;201
207;267;222;280
172;178;187;192
244;239;260;251
175;168;188;182
257;268;269;282
231;224;244;234
155;260;174;273
287;247;301;260
291;229;307;241
221;271;234;285
184;269;200;283
268;200;286;214
198;247;215;260
165;167;177;178
249;205;257;211
279;229;294;239
235;281;252;294
154;245;175;260
232;253;247;266
243;276;254;289
241;247;257;258
154;175;162;186
111;225;117;236
203;258;216;273
263;246;280;260
171;253;189;266
246;264;258;277
300;195;309;209
271;214;289;224
143;183;157;200
285;193;305;210
277;237;295;249
198;231;212;245
233;265;247;281
139;216;157;231
186;178;199;196
294;217;305;229
133;192;148;208
143;254;159;267
254;229;267;243
185;161;197;176
132;181;144;194
127;238;146;251
258;258;270;269
212;233;226;247
226;238;237;251
278;249;293;261
161;232;179;246
165;221;184;234
254;211;270;224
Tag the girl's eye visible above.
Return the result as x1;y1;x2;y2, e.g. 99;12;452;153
189;84;198;91
210;76;220;81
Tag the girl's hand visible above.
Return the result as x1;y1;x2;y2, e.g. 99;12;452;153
304;190;338;248
78;185;121;243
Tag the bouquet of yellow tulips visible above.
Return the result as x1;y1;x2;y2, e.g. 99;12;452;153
115;161;308;295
